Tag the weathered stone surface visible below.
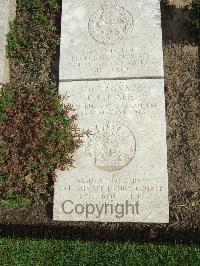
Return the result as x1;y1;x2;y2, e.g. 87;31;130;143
59;0;164;80
53;79;169;223
0;0;16;85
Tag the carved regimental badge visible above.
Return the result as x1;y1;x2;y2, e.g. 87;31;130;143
88;0;133;45
86;122;136;172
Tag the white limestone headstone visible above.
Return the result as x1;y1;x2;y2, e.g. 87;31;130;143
54;79;169;222
59;0;164;80
54;0;169;223
0;0;16;86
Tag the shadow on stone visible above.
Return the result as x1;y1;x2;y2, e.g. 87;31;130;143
50;0;62;87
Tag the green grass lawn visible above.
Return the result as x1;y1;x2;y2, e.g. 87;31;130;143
0;238;199;265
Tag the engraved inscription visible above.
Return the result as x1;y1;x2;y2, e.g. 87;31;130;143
86;122;136;171
88;0;133;45
69;48;149;72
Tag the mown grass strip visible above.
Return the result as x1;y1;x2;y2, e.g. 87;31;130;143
0;238;199;266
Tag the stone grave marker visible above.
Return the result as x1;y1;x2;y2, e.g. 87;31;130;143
53;0;169;223
59;0;164;80
0;0;16;87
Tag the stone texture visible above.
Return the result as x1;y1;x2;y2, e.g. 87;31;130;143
59;0;164;80
53;79;169;223
0;0;16;85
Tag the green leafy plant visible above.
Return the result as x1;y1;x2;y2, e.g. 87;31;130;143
0;0;82;208
0;192;31;208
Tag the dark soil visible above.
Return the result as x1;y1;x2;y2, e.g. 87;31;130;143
0;1;199;244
